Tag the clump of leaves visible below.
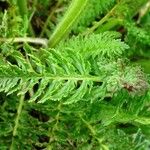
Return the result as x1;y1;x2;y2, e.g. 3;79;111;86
0;0;150;149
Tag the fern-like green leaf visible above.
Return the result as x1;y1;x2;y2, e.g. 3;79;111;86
0;32;148;105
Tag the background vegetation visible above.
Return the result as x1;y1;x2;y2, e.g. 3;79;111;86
0;0;150;149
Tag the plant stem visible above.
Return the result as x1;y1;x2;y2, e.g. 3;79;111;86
79;115;109;150
17;0;29;35
0;37;48;47
28;0;38;37
83;4;118;35
47;103;62;149
17;0;28;18
137;0;150;23
10;94;25;150
48;0;88;47
95;18;123;33
2;76;101;83
40;0;63;37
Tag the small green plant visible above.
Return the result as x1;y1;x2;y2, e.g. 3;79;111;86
0;0;150;149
